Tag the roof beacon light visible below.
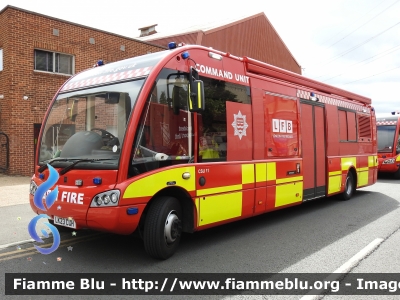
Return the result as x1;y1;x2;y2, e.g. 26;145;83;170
310;92;319;102
168;42;177;49
181;51;190;59
391;111;400;115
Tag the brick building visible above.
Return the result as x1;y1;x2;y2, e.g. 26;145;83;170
0;7;301;176
138;12;301;74
0;5;165;176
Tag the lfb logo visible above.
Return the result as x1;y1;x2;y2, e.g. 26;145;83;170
28;165;61;254
272;119;293;133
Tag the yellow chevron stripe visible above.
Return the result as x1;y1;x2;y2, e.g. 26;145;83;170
276;176;303;184
196;184;242;196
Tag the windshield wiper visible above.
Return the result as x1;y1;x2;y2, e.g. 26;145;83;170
38;158;72;173
59;158;116;175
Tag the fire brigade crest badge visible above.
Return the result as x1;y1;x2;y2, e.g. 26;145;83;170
231;110;248;140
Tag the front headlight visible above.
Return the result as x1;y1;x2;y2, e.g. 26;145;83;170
30;180;38;195
90;190;120;207
383;158;395;164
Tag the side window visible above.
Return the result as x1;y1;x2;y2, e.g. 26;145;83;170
347;111;357;141
198;78;251;162
339;109;357;142
34;49;74;75
338;110;348;141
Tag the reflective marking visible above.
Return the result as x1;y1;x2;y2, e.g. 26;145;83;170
197;184;242;196
124;166;195;198
275;182;303;207
357;167;369;172
328;175;342;194
255;163;267;182
199;192;242;226
276;176;303;184
357;171;369;186
267;162;276;181
241;164;254;184
368;155;377;167
329;171;342;176
341;157;356;171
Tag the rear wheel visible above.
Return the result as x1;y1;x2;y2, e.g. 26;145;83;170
143;196;182;259
341;171;355;200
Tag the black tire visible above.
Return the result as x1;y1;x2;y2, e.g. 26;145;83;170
394;167;400;179
143;196;182;260
341;171;355;201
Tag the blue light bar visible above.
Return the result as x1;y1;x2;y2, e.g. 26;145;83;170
309;92;318;101
168;42;177;49
181;51;190;59
93;177;102;185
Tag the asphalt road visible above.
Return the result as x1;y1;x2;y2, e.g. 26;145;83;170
0;176;399;299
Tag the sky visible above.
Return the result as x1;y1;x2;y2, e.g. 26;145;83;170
1;0;400;115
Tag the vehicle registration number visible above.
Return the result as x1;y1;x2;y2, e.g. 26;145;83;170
53;216;76;229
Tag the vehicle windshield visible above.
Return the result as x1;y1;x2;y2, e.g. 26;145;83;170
38;79;145;169
377;125;396;152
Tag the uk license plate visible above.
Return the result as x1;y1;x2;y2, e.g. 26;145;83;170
53;216;76;229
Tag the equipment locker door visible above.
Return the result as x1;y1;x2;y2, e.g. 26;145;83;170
300;100;326;200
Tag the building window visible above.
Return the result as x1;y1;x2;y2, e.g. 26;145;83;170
34;50;74;75
0;48;3;71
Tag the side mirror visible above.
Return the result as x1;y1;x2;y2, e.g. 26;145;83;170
188;67;205;112
105;92;120;104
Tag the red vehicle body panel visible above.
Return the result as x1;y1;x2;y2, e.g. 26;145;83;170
29;45;377;238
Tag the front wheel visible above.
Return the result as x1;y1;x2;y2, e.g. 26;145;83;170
341;171;355;200
143;196;182;259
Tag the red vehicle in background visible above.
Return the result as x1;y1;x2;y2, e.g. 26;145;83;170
30;43;377;259
376;112;400;178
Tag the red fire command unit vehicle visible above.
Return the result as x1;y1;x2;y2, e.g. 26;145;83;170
376;113;400;178
30;43;377;259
